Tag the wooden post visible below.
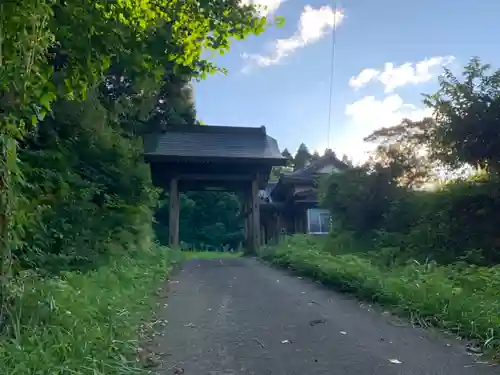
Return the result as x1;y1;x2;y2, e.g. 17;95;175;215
260;224;265;246
243;200;249;250
250;177;261;252
245;191;253;254
169;178;180;248
275;212;281;244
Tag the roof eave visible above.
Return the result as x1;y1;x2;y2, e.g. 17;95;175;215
144;153;288;166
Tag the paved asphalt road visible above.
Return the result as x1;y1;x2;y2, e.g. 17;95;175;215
151;257;497;375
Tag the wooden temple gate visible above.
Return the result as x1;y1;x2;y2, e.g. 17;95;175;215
143;125;286;253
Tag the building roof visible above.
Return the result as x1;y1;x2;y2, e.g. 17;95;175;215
281;152;348;182
267;152;348;202
143;125;287;164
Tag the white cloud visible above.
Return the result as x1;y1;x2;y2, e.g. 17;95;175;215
348;69;379;90
344;95;431;126
330;94;432;164
348;56;455;92
240;0;285;16
242;6;344;71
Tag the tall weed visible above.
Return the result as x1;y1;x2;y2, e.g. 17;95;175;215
1;246;180;374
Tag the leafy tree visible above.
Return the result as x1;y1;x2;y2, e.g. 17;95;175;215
293;143;312;170
281;148;294;166
364;118;436;188
269;148;294;180
320;163;401;234
311;151;321;162
17;89;158;272
324;148;335;156
424;57;500;173
0;0;275;295
341;154;353;167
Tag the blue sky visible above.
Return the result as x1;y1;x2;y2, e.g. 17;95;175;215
195;0;499;162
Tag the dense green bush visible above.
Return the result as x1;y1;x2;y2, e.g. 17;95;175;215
323;175;500;266
1;245;181;374
389;178;500;264
320;165;402;234
15;96;158;273
259;235;500;351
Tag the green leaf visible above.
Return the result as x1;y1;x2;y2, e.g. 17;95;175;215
40;92;56;111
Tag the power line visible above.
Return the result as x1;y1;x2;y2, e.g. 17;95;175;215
326;3;342;149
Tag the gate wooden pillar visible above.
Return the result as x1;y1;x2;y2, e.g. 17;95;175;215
247;177;261;253
169;177;180;248
242;199;250;250
276;212;281;243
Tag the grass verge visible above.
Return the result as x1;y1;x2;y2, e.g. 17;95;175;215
258;235;500;355
183;251;243;260
1;246;181;374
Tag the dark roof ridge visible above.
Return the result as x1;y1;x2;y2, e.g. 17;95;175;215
157;124;267;136
286;152;346;177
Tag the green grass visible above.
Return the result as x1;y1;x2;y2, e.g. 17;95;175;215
258;235;500;354
1;246;181;374
183;250;243;259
